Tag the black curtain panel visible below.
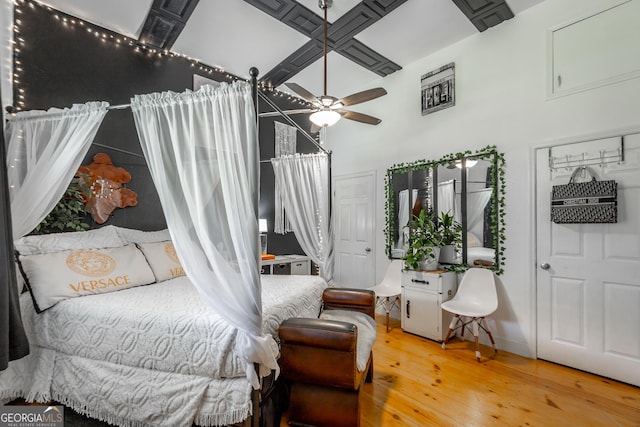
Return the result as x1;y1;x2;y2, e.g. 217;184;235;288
0;86;30;371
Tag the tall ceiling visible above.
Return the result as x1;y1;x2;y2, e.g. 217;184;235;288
33;0;545;100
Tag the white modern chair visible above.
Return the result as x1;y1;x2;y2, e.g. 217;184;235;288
441;268;498;361
369;259;403;332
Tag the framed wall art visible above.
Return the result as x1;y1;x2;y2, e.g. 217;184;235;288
421;62;455;115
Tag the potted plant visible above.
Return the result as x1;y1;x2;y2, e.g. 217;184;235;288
438;211;462;264
404;209;443;271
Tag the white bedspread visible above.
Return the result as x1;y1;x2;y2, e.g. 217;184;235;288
22;274;326;379
2;274;327;426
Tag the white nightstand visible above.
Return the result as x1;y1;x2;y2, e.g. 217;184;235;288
401;270;457;342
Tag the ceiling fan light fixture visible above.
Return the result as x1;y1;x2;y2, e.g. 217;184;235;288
455;159;478;168
282;0;385;127
310;109;341;127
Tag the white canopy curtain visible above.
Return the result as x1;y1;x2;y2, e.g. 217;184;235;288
438;180;459;222
130;82;276;388
467;188;493;240
271;153;334;283
5;102;109;239
273;121;296;234
396;188;417;249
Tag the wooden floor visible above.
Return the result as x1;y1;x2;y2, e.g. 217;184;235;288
282;315;640;427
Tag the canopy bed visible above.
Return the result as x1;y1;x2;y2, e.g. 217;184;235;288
0;69;345;427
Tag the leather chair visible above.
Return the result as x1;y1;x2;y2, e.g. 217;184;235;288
278;288;376;427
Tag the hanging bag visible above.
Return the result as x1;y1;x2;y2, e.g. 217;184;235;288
550;166;617;224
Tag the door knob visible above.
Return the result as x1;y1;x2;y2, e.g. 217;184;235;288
540;262;550;270
365;247;371;253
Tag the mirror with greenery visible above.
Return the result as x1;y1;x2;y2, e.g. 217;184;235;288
384;145;505;274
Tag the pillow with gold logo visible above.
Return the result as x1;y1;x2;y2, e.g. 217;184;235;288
113;226;171;245
136;241;186;282
18;244;155;312
14;225;125;256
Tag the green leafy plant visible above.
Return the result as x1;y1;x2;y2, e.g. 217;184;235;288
404;209;442;270
404;210;463;271
33;178;91;234
438;211;462;248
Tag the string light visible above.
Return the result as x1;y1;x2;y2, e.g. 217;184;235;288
10;0;311;111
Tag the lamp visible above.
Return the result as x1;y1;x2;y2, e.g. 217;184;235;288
455;159;478;168
309;109;341;127
259;219;268;255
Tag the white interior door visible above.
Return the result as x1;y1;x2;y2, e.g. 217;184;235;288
333;171;375;288
536;132;640;387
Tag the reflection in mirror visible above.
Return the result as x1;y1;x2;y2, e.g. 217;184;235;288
436;163;462;264
389;170;412;259
463;157;496;267
384;146;505;274
389;167;433;259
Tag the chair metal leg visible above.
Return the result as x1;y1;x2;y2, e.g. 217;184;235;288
379;295;401;333
480;317;498;354
385;311;390;333
384;297;390;332
441;314;459;349
472;318;481;362
442;314;497;361
460;315;467;339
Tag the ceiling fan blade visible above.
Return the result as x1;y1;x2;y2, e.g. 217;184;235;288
284;83;319;105
341;110;382;125
337;87;387;107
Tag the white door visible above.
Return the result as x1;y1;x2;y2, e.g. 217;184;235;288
536;132;640;387
333;171;375;288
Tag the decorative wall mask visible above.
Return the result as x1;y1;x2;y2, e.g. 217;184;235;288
77;153;137;224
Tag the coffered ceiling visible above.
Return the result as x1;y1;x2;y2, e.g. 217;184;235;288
31;0;545;100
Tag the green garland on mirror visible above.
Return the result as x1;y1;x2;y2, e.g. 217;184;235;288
383;145;506;275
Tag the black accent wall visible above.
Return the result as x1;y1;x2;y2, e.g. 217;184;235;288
13;0;316;254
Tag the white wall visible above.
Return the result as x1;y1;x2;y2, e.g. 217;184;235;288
326;0;640;357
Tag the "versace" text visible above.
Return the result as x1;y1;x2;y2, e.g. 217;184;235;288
69;275;131;293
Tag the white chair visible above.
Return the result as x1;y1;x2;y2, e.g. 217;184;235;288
441;268;498;361
369;259;403;332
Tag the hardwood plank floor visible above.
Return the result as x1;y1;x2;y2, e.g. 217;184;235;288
282;315;640;426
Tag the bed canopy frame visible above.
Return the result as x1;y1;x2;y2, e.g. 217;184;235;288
1;67;333;427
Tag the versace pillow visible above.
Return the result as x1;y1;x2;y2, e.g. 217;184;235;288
136;241;186;282
14;225;125;256
113;226;171;245
18;243;155;312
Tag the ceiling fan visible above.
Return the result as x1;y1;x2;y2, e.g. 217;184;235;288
284;0;387;128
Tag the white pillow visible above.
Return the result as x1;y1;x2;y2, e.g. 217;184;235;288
14;225;124;256
113;226;171;244
137;241;186;282
18;244;156;312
